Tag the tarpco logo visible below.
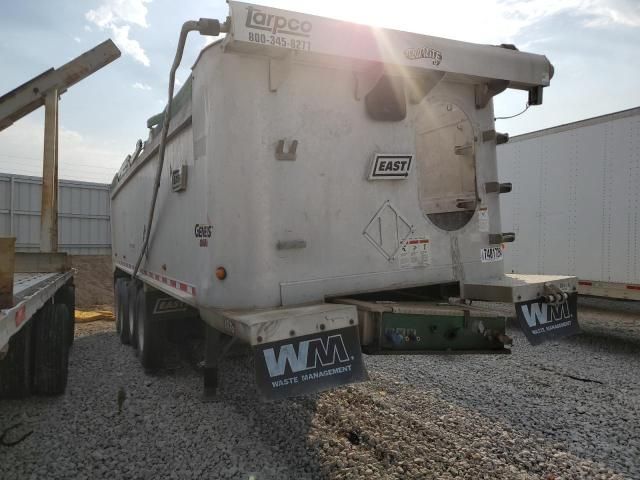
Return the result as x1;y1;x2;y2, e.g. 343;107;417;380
404;47;443;66
246;5;312;37
263;334;350;378
520;301;572;328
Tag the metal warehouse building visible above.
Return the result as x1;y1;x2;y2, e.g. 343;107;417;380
0;173;111;255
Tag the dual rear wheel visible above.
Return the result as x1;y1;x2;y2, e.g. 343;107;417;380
114;276;163;370
0;299;72;398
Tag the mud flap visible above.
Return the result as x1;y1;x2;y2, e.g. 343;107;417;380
515;292;580;345
253;326;368;400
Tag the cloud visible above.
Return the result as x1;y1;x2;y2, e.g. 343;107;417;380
110;24;150;66
491;0;640;32
85;0;152;66
132;82;151;90
84;25;92;32
85;0;150;28
0;116;126;183
73;36;81;43
579;0;640;27
268;0;638;44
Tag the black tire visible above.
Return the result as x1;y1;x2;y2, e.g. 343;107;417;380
128;281;141;350
136;290;163;370
0;321;33;398
32;303;70;395
115;278;131;345
55;284;76;346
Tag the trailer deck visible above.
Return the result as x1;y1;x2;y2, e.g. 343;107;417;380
0;271;73;353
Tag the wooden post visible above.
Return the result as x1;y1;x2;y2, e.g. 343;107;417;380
40;89;59;253
0;237;16;308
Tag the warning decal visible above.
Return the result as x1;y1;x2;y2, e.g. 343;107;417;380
398;237;430;269
478;207;489;233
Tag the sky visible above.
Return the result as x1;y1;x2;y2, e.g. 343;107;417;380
0;0;639;183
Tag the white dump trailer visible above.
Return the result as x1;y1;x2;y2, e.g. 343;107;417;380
111;2;579;399
499;107;640;300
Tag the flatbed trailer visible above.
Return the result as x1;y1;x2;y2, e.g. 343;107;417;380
0;248;75;397
0;40;120;397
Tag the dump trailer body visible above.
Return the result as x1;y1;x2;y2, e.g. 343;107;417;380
111;2;578;398
498;107;640;300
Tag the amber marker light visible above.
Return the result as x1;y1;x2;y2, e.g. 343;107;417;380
215;267;227;280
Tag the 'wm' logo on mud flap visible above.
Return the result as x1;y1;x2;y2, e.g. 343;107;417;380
520;301;572;327
263;335;350;378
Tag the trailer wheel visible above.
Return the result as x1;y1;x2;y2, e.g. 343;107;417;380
0;321;33;398
115;278;131;345
128;281;141;350
32;303;70;395
136;290;163;370
55;284;76;346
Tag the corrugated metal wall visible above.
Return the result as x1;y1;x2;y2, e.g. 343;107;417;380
0;173;111;255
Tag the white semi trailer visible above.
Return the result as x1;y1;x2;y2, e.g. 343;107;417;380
499;107;640;301
111;2;580;400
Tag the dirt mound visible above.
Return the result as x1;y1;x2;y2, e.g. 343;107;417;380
70;255;113;311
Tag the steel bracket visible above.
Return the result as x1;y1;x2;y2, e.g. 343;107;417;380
485;182;512;194
488;232;515;244
275;139;298;161
475;80;509;109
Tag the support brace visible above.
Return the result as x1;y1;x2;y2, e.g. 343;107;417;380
203;324;239;398
475;80;509;109
40;89;59;253
203;324;222;397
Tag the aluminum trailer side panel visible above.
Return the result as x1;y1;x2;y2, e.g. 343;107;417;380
498;107;640;291
111;47;504;311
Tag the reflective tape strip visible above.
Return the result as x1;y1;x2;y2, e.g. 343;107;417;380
115;261;196;296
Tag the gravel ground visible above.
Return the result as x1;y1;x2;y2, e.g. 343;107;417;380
0;299;637;479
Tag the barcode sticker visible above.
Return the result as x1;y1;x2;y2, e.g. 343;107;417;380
480;246;503;263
